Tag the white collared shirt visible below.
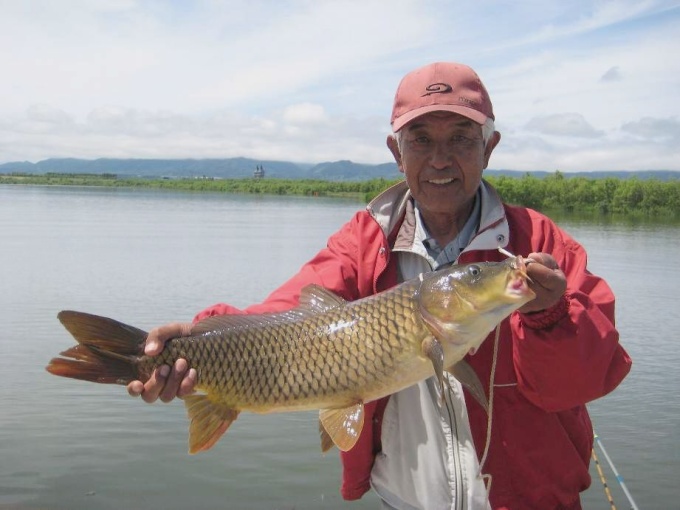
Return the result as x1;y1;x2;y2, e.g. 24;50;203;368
370;190;492;510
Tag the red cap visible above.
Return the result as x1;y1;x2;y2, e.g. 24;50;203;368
391;62;494;131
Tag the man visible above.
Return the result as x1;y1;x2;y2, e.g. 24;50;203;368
128;62;631;509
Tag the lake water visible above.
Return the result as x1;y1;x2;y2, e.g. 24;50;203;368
1;185;678;510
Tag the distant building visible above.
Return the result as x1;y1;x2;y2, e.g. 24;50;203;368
253;164;265;179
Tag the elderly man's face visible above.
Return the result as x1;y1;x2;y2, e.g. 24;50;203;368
388;112;499;221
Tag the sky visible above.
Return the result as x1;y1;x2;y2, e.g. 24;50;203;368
1;0;679;171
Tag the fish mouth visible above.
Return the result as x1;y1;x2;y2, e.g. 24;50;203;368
507;256;534;299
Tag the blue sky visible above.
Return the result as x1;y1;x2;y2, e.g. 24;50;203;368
0;0;678;171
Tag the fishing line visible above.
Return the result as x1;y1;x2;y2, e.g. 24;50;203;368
442;247;514;499
466;246;515;496
476;322;500;496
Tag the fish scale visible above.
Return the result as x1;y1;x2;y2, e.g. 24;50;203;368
145;280;426;411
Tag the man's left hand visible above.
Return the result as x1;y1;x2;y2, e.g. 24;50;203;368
520;252;567;314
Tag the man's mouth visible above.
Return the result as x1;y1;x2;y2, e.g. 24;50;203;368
428;178;454;185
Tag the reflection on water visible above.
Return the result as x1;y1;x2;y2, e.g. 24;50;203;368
1;185;677;509
543;206;680;228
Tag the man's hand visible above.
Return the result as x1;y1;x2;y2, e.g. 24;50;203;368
126;322;197;403
520;252;567;314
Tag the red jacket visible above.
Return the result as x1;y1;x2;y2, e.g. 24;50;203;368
195;182;631;509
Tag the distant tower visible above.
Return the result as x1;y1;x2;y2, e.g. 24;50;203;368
253;164;265;179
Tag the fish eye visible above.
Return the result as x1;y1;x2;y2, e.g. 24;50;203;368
467;265;481;277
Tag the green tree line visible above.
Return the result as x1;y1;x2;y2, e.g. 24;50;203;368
2;171;678;218
487;171;679;218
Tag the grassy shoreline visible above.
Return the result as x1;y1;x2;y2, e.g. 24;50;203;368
0;173;387;202
2;172;678;219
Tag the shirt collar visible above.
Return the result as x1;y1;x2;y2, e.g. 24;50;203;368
415;188;482;269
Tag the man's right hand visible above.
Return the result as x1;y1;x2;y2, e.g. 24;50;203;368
126;322;197;403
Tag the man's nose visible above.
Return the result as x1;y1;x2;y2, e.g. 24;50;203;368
429;142;454;169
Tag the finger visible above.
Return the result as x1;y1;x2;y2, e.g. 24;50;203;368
145;322;192;356
178;368;198;398
144;324;179;356
527;261;553;282
525;252;558;270
144;332;164;356
127;380;144;397
529;266;566;293
159;359;189;403
524;269;567;313
140;365;170;403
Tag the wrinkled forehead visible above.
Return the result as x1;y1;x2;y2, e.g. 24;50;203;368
400;111;482;134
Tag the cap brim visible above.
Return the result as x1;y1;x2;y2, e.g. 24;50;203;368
392;104;488;132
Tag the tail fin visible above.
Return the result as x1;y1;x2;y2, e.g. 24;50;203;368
46;311;148;385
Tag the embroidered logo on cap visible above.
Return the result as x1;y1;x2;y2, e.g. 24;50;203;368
422;83;453;97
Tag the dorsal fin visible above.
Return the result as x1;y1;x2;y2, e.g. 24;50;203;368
192;310;310;335
192;285;346;335
298;284;346;313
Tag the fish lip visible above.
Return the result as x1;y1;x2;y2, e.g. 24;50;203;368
507;257;535;299
511;255;527;273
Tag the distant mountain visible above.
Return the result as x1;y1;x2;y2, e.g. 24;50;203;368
0;157;312;179
0;157;677;182
306;160;400;180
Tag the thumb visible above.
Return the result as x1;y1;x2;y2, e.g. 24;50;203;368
144;322;192;356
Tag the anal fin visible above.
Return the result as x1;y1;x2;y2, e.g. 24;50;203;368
183;395;240;454
319;403;364;452
319;421;335;453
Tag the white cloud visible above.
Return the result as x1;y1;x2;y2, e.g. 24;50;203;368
0;0;679;170
282;103;328;126
600;66;623;82
621;116;680;141
525;113;604;138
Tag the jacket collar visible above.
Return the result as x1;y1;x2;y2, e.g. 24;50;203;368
366;179;510;253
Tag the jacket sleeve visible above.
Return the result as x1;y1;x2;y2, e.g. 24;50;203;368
508;210;632;412
193;210;388;501
193;211;369;322
193;210;392;500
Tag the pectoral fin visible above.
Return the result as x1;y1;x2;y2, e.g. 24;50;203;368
318;403;364;452
447;360;489;413
183;395;240;454
422;336;445;403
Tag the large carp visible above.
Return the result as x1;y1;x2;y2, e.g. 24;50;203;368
46;257;535;454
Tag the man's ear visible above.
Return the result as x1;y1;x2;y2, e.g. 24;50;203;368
386;134;404;174
483;131;501;169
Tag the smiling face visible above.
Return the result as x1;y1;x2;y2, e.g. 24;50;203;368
388;111;500;231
